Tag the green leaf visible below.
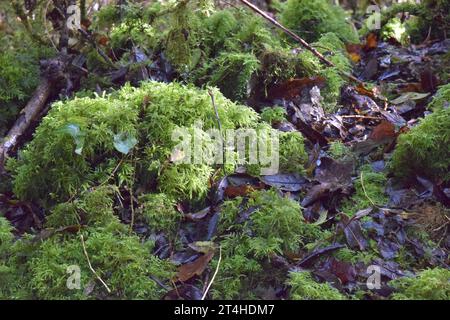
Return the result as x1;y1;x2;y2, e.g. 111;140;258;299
60;123;85;155
113;132;138;154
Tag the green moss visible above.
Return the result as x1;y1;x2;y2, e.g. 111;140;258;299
28;229;175;299
381;18;408;45
278;131;308;175
260;107;287;124
328;141;352;160
379;0;450;43
390;107;450;183
8;82;259;205
0;44;53;136
389;268;450;300
279;0;359;44
139;193;180;235
207;52;260;102
211;189;327;299
342;165;388;215
428;83;450;111
334;247;377;265
296;33;352;111
287;271;345;300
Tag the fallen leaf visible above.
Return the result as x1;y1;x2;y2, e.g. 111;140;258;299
391;92;429;105
340;214;368;251
260;174;307;192
346;44;362;63
268;76;325;100
368;120;396;142
176;250;215;282
363;33;378;51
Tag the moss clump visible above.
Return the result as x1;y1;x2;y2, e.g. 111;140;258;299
279;131;308;175
28;229;175;300
287;271;346;300
297;33;352;111
389;268;450;300
8;81;260;206
279;0;359;44
428;83;450;111
260;106;287;124
211;189;328;299
390;107;450;184
206;52;260;102
334;247;377;265
139;193;180;236
246;126;308;177
342;165;388;215
379;0;450;43
328;141;352;160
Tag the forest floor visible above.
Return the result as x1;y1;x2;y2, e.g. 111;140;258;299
0;0;449;300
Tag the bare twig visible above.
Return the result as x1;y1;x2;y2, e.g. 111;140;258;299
360;171;378;208
238;0;363;85
80;234;112;294
201;246;222;300
208;89;226;174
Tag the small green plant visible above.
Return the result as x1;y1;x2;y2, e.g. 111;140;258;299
390;107;450;183
389;268;450;300
287;271;345;300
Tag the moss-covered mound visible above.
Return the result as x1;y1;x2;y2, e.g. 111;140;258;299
8;81;260;205
279;0;359;44
210;189;332;299
389;268;450;300
90;2;352;110
390;106;450;184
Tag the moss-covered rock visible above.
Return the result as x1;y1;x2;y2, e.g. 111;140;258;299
390;107;450;184
279;0;359;44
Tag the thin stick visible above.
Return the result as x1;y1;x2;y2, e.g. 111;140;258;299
208;89;226;174
80;234;112;293
341;115;382;120
360;171;378;208
238;0;363;85
201;246;222;300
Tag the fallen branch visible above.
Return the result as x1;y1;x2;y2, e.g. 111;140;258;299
0;78;52;173
238;0;364;85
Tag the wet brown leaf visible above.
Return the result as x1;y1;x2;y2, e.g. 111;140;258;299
176;250;215;282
